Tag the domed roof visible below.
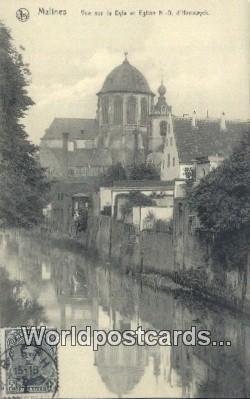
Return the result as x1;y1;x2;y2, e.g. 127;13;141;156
98;55;154;95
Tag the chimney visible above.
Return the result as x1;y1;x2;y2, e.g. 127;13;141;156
192;110;196;128
62;132;69;177
220;112;226;131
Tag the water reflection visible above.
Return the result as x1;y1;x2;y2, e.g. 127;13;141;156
0;231;249;398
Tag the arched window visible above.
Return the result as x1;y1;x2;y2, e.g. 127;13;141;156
102;96;109;124
160;121;167;136
167;154;170;167
127;96;136;124
141;97;148;125
113;96;123;125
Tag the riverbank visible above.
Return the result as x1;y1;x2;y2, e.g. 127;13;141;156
31;226;250;317
86;215;250;315
3;226;250;316
1;230;250;398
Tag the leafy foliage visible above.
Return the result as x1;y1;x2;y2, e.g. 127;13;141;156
0;267;46;326
101;162;127;185
188;132;250;234
101;162;160;186
120;191;156;218
144;210;156;224
0;22;50;228
129;163;160;180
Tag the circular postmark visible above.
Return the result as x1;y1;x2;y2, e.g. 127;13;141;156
16;8;30;22
1;329;58;398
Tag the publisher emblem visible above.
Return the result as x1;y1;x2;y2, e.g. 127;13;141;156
16;8;30;22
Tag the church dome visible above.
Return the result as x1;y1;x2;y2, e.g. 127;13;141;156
98;55;154;95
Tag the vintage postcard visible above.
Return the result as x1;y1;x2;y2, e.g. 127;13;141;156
0;0;249;398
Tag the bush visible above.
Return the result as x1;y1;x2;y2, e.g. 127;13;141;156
101;206;112;216
188;132;250;235
129;163;160;180
119;192;156;219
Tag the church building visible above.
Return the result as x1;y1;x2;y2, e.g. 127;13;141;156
40;54;249;181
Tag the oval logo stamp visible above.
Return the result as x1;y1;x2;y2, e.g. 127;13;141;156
16;8;30;22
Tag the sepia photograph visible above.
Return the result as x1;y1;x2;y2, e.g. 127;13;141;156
0;0;249;397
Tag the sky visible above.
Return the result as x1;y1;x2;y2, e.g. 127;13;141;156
0;0;249;144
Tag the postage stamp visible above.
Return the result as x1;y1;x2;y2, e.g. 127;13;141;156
0;328;58;398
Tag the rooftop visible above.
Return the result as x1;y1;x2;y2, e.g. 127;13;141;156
98;55;154;95
42;118;98;140
173;117;250;163
112;180;174;189
40;147;112;168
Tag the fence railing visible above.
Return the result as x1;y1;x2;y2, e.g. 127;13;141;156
142;220;173;233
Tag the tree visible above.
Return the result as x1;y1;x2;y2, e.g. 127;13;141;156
0;22;49;228
119;191;156;219
188;132;250;235
101;162;127;185
0;267;46;326
129;163;160;180
101;162;160;187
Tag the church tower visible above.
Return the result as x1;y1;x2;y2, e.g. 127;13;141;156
96;54;155;165
147;81;172;153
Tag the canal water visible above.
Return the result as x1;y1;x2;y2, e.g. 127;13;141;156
0;232;249;398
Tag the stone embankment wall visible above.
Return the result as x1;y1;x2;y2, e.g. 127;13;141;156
87;208;250;313
173;199;250;313
87;216;174;274
141;231;174;274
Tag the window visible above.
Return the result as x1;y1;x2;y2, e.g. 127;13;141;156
102;96;109;124
149;120;153;136
184;167;195;180
113;96;123;125
84;167;88;176
165;138;168;146
173;157;175;167
141;97;148;125
57;192;64;201
127;96;136;124
170;137;173;146
167;154;170;167
160;121;167;136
